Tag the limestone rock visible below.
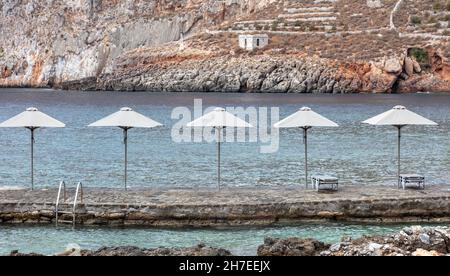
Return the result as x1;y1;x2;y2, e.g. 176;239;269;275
324;226;450;256
368;243;383;251
404;57;414;76
2;0;21;16
81;244;232;256
367;0;383;8
330;243;341;252
55;243;82;256
257;237;330;256
412;249;442;256
25;1;36;16
419;233;430;245
9;250;44;256
412;59;422;73
384;58;403;74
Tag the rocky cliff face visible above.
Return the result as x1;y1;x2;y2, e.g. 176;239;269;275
0;0;268;86
1;0;450;93
59;36;450;94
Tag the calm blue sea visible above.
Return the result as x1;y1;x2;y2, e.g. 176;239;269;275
1;89;449;189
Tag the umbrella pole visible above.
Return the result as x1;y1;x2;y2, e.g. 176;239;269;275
303;127;309;189
217;127;221;191
124;128;128;191
397;126;402;188
30;128;35;191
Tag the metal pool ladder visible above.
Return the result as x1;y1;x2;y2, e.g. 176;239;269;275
55;181;84;227
72;182;84;227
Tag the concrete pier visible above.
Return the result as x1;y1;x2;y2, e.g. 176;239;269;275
1;185;450;227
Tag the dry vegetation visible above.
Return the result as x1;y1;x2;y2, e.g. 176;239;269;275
336;0;397;30
396;0;450;35
225;0;398;33
264;31;430;61
185;29;430;63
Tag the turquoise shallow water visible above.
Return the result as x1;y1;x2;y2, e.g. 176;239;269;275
2;223;448;256
1;89;450;189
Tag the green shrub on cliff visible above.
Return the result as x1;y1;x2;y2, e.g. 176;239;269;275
447;1;450;11
271;21;278;31
0;47;4;58
410;16;421;25
433;2;442;11
409;48;428;64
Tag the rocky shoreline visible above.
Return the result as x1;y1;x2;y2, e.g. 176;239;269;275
57;46;450;94
258;226;450;256
10;243;232;257
8;226;450;256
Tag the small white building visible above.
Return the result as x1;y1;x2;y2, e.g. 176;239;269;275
238;34;269;51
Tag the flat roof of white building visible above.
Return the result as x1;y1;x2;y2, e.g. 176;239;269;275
238;34;269;38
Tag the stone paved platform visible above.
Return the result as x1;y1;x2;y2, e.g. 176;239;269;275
1;185;450;227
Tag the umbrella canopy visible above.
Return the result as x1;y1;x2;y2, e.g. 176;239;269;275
186;107;253;190
89;107;163;128
274;107;339;128
89;107;163;190
363;105;437;187
362;105;437;126
187;107;252;128
274;107;339;188
0;107;65;128
0;107;65;190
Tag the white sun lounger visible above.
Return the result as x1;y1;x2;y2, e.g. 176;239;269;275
311;175;338;191
399;174;425;190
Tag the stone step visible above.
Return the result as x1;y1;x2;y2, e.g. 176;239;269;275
285;17;337;22
57;220;73;224
284;7;334;13
57;211;73;214
278;12;336;19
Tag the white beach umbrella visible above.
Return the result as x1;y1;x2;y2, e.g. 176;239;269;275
0;107;65;190
274;107;339;187
186;107;253;190
89;107;163;190
363;105;437;186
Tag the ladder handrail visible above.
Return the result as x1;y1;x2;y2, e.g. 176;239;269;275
55;181;67;226
72;182;83;227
